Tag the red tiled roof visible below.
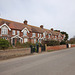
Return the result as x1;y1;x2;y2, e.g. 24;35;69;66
0;18;62;35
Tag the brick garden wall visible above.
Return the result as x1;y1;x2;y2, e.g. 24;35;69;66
47;45;66;51
71;44;75;47
0;48;31;60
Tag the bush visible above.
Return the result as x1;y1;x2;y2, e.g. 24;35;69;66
16;42;32;48
43;40;60;46
60;41;66;45
0;38;9;50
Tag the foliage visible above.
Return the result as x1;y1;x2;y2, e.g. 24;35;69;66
69;37;75;44
61;31;69;41
16;42;32;48
0;38;9;50
43;40;60;46
60;40;66;45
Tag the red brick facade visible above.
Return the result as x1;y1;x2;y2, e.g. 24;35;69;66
0;18;65;45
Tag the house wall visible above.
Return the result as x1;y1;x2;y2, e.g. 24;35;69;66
0;24;65;45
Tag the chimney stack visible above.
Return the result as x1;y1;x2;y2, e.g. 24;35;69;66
58;30;60;32
40;25;43;29
51;28;53;31
24;20;28;25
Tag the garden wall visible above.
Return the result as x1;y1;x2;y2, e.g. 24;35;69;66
0;48;31;60
71;44;75;47
46;45;66;51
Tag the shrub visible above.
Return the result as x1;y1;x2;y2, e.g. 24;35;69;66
0;38;9;50
16;42;32;48
60;41;66;45
43;40;60;46
16;42;22;48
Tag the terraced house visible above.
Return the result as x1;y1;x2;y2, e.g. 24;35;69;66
0;18;65;45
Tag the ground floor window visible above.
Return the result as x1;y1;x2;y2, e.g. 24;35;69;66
17;38;20;42
2;37;7;40
39;39;42;43
34;39;36;43
24;38;28;43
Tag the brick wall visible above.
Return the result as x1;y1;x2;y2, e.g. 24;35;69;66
47;45;66;51
71;44;75;47
0;48;31;60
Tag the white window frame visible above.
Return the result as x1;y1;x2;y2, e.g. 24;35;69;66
58;34;61;37
1;26;8;35
34;39;36;43
48;34;51;38
17;31;20;35
38;33;39;37
12;30;15;35
32;33;35;37
55;36;57;38
43;33;45;38
24;38;28;43
23;30;27;36
40;34;42;37
2;37;7;40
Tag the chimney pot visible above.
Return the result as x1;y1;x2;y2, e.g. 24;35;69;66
40;25;43;29
24;20;28;25
58;30;60;32
51;28;53;31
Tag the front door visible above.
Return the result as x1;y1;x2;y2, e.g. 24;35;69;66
13;38;15;45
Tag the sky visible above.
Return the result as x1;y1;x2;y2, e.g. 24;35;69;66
0;0;75;39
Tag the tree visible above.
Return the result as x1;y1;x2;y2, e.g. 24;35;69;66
61;32;69;41
69;36;75;44
60;40;66;45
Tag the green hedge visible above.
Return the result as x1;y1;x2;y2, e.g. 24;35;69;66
60;41;66;45
0;38;9;50
43;40;60;46
16;42;41;48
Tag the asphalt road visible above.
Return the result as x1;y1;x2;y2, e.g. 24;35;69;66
0;48;75;75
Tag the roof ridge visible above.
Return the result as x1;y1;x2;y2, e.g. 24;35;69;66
28;24;51;31
0;18;24;25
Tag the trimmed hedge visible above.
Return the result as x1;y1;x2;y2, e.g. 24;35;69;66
0;38;9;50
43;40;60;46
60;41;66;45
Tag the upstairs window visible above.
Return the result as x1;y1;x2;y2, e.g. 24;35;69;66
12;30;15;35
1;26;8;35
58;34;61;37
48;34;51;38
40;34;42;37
17;31;20;35
43;33;45;38
32;33;35;37
55;36;57;38
38;33;39;37
23;30;27;36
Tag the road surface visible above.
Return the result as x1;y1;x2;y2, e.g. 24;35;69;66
0;48;75;75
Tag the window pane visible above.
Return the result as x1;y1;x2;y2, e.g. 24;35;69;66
23;30;27;36
17;31;19;35
12;30;15;35
32;33;35;37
